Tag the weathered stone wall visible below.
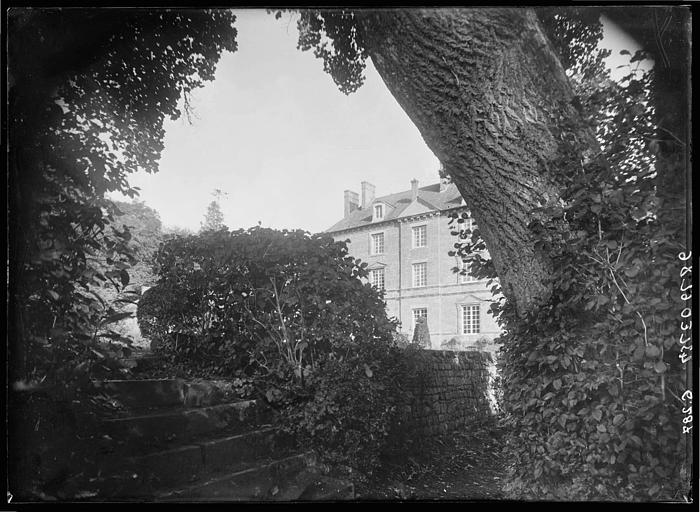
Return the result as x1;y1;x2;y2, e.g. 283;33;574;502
397;349;495;437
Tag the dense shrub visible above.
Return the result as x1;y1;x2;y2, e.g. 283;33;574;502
144;227;409;475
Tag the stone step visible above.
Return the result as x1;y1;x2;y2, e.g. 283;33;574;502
92;379;185;409
198;428;295;473
93;426;294;498
130;428;285;490
119;353;160;373
92;378;243;411
302;476;355;501
80;377;355;502
155;452;316;501
101;400;273;450
268;467;356;501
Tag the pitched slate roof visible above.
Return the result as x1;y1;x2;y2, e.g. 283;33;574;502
325;182;464;233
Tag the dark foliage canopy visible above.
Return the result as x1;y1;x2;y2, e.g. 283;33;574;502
8;9;237;383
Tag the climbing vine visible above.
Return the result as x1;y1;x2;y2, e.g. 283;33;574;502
448;10;689;500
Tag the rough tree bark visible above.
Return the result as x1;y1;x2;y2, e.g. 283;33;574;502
355;8;599;316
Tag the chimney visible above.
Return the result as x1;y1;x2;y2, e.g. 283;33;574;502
439;177;449;192
411;179;419;202
361;181;375;209
344;189;359;217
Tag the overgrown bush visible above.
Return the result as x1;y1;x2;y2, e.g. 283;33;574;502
144;227;409;476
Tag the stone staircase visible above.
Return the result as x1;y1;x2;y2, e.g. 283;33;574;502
80;377;354;501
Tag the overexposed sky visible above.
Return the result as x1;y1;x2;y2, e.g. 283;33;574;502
600;14;653;81
111;9;650;234
114;9;440;233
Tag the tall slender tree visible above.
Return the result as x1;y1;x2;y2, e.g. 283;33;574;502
200;188;227;232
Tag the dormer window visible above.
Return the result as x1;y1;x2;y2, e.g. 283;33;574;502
373;204;384;221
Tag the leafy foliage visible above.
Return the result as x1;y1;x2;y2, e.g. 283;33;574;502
448;10;688;500
8;12;237;497
163;225;196;239
135;285;164;342
97;200;163;299
536;7;610;80
89;200;166;344
112;200;164;260
9;6;689;500
279;8;688;496
142;227;409;475
271;9;367;94
8;9;238;387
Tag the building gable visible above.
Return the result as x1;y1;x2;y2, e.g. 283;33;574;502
398;198;435;218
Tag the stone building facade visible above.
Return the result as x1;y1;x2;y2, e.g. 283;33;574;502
325;179;502;352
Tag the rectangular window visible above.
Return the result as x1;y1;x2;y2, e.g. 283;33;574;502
374;204;384;220
466;217;474;233
461;305;481;334
412;262;427;287
460;216;476;238
459;259;477;283
369;268;385;290
412;307;427;332
412;225;427;248
370;232;385;255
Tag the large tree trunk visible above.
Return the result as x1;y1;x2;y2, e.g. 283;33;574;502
356;8;596;316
